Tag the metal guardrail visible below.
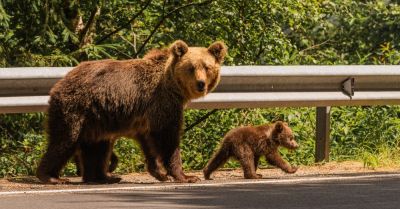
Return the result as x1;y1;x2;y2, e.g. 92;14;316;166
1;65;400;162
2;66;400;110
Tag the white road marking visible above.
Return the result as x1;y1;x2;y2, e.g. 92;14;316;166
1;173;400;196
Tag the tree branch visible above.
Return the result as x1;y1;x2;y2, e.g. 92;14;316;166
255;37;265;61
133;0;213;58
96;0;153;45
79;2;101;47
299;39;331;54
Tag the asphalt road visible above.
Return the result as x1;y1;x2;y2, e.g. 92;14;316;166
1;174;400;209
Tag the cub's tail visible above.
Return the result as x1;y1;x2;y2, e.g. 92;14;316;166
203;142;231;180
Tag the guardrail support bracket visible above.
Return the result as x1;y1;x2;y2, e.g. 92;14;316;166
341;77;355;99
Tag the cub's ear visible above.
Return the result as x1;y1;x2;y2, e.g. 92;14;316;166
170;40;189;58
274;121;284;133
208;41;227;64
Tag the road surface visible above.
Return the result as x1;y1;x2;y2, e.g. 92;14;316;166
1;173;400;209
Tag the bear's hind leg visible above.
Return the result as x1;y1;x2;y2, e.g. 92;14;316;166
37;139;77;184
203;146;231;180
74;149;118;176
80;140;121;184
74;150;83;176
108;151;119;173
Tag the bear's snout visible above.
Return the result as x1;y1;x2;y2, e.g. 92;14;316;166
196;80;206;92
289;140;299;149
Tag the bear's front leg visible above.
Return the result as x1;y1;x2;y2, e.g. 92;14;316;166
165;147;200;183
138;136;169;182
266;153;298;174
151;118;199;183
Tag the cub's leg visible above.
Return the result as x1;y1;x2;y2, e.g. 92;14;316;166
253;155;260;171
80;140;121;184
235;147;261;179
253;155;262;178
265;153;297;173
232;144;260;179
203;144;231;180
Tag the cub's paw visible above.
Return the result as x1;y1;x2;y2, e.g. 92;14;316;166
285;166;298;174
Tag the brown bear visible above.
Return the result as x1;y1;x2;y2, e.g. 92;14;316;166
36;40;227;184
73;144;119;177
203;121;299;180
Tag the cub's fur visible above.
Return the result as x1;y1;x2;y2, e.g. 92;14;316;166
203;121;299;179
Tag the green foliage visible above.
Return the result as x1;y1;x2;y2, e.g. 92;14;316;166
113;139;145;173
0;113;45;177
1;0;400;177
330;106;400;162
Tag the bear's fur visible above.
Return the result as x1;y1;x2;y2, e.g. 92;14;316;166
203;121;299;180
73;143;119;176
36;40;227;184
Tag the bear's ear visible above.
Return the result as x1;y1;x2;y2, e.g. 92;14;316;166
208;41;227;64
170;40;189;59
274;121;284;133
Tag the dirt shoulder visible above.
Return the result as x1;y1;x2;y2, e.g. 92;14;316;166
1;161;400;192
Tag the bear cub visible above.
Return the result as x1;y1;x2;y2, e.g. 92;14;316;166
203;121;299;180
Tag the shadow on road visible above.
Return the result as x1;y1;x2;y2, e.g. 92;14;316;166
72;175;400;209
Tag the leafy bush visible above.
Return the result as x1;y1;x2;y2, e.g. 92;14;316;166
0;114;45;177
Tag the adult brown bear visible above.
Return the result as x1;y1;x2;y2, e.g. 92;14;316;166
37;40;227;184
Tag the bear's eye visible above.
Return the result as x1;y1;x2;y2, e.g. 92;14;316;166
188;66;195;74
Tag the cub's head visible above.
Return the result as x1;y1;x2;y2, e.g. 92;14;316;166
271;121;299;150
168;40;227;99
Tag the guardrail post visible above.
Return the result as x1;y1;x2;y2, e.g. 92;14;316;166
315;106;331;162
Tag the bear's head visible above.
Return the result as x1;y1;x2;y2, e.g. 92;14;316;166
271;121;299;150
168;40;227;100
